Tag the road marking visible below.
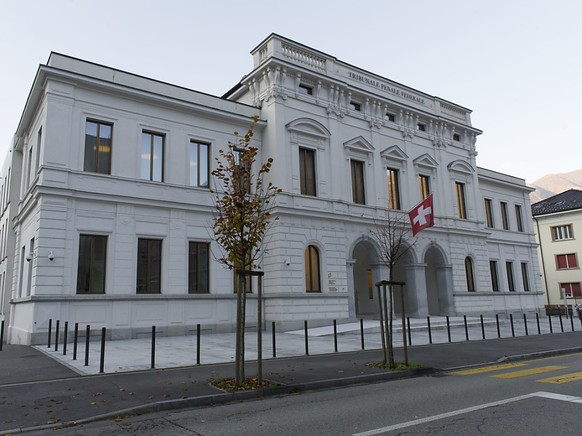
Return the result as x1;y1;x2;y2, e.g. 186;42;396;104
453;363;526;375
352;392;582;435
536;371;582;384
491;365;567;379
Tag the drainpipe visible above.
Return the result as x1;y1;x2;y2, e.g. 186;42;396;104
533;216;550;305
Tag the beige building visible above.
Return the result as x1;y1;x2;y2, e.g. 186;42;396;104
532;189;582;306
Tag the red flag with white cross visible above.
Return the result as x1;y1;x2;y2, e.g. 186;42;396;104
408;194;434;236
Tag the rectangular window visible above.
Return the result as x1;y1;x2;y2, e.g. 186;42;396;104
26;238;34;296
190;141;210;188
76;235;107;294
25;146;33;191
351;160;366;205
556;253;578;269
299;147;316;196
453;133;460;141
500;202;509;230
387;168;401;209
18;246;25;298
560;282;582;298
188;242;209;294
489;260;500;291
484;199;494;228
298;84;313;95
515;205;524;232
551;224;574;241
419;175;430;200
417;123;426;132
456;182;467;219
141;131;164;182
521;262;530;291
136;238;162;294
350;101;362;111
35;127;42;174
386;113;395;122
506;261;515;291
84;120;112;174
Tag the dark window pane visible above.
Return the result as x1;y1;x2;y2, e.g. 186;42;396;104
77;235;107;294
137;239;162;294
299;148;316;196
189;242;209;293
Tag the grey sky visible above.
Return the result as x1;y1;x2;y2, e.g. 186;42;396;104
1;0;580;182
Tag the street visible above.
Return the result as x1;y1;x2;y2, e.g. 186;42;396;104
33;352;582;435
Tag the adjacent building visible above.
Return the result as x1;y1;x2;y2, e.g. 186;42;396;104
2;34;543;344
532;189;582;306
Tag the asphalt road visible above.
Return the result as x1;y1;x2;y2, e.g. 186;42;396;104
28;352;582;435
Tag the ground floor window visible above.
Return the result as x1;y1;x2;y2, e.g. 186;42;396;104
560;282;581;298
137;238;162;294
189;241;209;293
305;245;321;292
465;257;475;292
77;235;107;294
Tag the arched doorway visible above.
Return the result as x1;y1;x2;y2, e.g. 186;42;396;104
424;245;453;315
351;240;383;318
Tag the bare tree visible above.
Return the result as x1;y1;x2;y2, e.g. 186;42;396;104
370;210;414;368
211;116;281;386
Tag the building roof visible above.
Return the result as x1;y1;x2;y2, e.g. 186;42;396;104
531;189;582;216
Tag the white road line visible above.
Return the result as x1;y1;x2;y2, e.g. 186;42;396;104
352;392;582;436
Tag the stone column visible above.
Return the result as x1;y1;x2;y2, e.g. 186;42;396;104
405;263;429;317
346;259;356;319
437;265;454;315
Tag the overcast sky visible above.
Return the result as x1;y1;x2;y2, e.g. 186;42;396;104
1;0;580;182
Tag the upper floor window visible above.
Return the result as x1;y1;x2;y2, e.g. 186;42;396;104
515;204;524;232
77;235;107;294
35;127;42;174
141;131;164;182
465;257;475;292
560;282;581;298
556;253;578;270
489;260;500;291
299;147;316;196
456;182;467;219
351;160;366;205
417;123;426;132
386;113;395;122
84;120;112;174
453;133;460;141
506;261;515;291
136;238;162;294
551;224;573;241
484;199;494;228
419;175;430;200
305;245;321;292
298;83;313;95
387;168;401;210
190;141;210;188
189;241;209;294
25;146;33;191
350;101;362;111
500;202;509;230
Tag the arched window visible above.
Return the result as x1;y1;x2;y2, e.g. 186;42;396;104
305;245;321;292
465;257;475;292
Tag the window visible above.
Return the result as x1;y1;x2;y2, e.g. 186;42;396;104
556;254;578;269
351;160;366;204
500;202;509;230
305;245;321;292
506;261;515;291
25;146;32;191
560;282;582;298
190;141;210;188
417;123;426;132
419;175;430;200
188;242;209;294
521;262;530;291
386;113;395;122
350;101;361;111
515;205;524;232
456;182;467;219
387;168;401;209
26;238;34;296
489;260;500;291
551;224;573;241
141;131;164;182
465;257;475;292
298;84;313;95
18;246;25;298
136;238;162;294
35;127;42;174
453;133;460;141
76;235;107;294
299;147;316;196
84;120;112;174
484;199;494;228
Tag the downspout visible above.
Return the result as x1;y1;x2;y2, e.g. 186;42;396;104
533;216;550;304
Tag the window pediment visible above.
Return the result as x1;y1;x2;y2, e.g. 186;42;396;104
413;153;438;169
287;118;331;139
344;136;375;154
380;145;408;163
447;159;474;175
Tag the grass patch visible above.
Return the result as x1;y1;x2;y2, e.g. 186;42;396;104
209;376;279;392
367;361;424;371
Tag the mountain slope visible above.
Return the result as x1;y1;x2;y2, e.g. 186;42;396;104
530;169;582;203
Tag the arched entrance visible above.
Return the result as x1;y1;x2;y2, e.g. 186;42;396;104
424;245;453;315
351;240;384;318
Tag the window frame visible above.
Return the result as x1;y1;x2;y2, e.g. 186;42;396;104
351;159;366;205
141;130;165;182
521;262;530;291
188;241;209;294
299;147;317;196
136;238;162;294
489;260;500;292
515;204;524;232
456;182;467;219
298;83;313;95
484;198;494;228
560;282;582;298
387;168;401;210
551;224;574;241
305;245;321;292
465;257;475;292
556;253;578;270
189;140;211;188
419;174;430;201
506;261;515;292
500;201;509;230
76;234;107;294
84;119;113;174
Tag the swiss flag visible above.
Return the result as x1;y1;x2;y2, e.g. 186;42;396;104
408;194;434;236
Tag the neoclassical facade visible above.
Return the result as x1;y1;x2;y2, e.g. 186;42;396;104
1;34;543;344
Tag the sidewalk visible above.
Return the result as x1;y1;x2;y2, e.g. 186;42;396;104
1;318;581;434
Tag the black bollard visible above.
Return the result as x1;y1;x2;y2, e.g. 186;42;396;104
84;325;90;366
548;315;553;333
73;323;79;360
333;320;338;353
464;315;469;341
446;316;451;342
536;313;541;335
510;313;515;337
407;317;412;346
427;316;432;344
559;313;564;332
151;326;156;369
570;312;575;332
480;315;485;339
523;314;528;336
360;319;365;350
196;324;201;365
0;320;4;351
48;318;52;348
304;320;309;356
55;320;60;351
63;322;68;355
496;314;501;338
99;327;106;373
272;321;277;358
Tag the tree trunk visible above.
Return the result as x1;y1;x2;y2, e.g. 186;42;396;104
235;272;245;385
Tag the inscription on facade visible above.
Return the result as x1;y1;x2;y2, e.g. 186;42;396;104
348;72;426;105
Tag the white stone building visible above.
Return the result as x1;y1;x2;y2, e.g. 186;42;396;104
2;34;543;344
